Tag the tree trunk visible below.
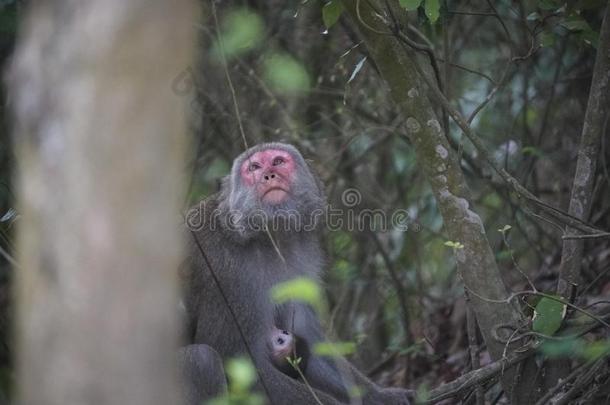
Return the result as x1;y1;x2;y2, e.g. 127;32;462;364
340;0;538;400
556;4;610;305
9;1;197;404
549;2;610;388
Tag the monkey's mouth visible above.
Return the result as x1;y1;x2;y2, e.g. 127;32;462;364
262;187;289;204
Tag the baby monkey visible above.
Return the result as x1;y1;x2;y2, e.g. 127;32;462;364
269;327;310;379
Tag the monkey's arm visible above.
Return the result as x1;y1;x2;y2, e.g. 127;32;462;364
178;340;344;405
259;362;348;405
178;344;227;405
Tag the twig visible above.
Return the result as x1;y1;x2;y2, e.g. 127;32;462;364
466;289;610;330
210;0;249;149
554;357;606;405
425;349;536;403
533;361;589;405
562;232;610;240
400;38;607;237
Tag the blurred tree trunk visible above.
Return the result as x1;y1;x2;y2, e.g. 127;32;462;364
8;1;197;404
549;3;610;387
340;0;539;401
556;3;610;305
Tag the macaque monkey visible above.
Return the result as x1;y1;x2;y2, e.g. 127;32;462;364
180;142;411;404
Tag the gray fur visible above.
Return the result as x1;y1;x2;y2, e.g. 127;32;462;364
180;143;410;405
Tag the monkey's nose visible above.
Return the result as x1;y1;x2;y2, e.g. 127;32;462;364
263;172;276;181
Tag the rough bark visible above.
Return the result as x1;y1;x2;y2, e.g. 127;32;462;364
9;1;197;404
557;4;610;300
340;0;536;400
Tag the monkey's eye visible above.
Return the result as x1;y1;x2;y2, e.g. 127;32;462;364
248;162;261;172
272;157;285;166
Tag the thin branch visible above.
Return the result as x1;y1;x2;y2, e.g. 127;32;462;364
370;231;413;346
399;37;608;236
561;232;610;240
533;361;590;405
425;349;536;403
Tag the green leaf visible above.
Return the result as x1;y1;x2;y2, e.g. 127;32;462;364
498;225;512;233
214;8;264;59
540;30;556;47
399;0;423;11
263;53;311;94
313;341;357;357
532;296;566;336
444;240;464;249
538;0;561;10
541;338;584;358
583;340;610;360
271;277;322;310
522;146;543;157
560;15;591;31
415;383;431;402
579;28;600;48
322;1;344;29
424;0;440;23
225;357;257;392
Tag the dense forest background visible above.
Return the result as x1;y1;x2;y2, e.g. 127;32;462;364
0;0;609;403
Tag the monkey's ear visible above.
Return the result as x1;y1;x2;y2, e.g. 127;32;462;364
219;175;231;191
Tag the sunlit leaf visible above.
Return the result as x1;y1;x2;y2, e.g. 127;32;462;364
424;0;440;23
214;8;264;59
225;357;257;392
532;296;566;336
322;0;344;29
348;385;364;398
498;225;512;233
313;341;357;357
444;240;464;249
399;0;423;11
271;277;322;310
583;340;610;360
263;53;311;94
482;192;502;208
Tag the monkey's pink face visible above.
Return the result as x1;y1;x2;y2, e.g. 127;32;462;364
240;149;296;204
